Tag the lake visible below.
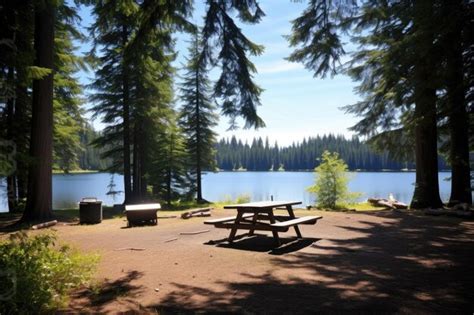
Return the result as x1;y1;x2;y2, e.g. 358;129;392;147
0;171;455;212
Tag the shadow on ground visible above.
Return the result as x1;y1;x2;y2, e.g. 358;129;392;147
206;233;318;255
155;212;474;314
66;270;145;313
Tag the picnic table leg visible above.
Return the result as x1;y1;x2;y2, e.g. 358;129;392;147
286;205;303;238
268;210;280;245
228;211;244;243
248;213;258;236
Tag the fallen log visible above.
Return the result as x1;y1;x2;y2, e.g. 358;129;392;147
368;197;408;210
181;208;212;219
164;238;178;243
31;220;58;230
114;247;146;251
179;229;210;235
377;200;396;209
392;202;408;209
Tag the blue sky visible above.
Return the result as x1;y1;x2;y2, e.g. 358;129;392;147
76;1;360;146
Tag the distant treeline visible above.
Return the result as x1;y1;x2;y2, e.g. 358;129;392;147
80;130;449;172
215;135;448;171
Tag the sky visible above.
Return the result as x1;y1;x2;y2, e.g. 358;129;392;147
76;1;361;147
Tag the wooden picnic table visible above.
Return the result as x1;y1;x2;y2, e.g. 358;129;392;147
204;201;322;245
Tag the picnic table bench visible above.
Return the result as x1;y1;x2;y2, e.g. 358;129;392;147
204;201;322;245
124;203;161;227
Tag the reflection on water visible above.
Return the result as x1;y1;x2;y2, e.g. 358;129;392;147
0;171;455;212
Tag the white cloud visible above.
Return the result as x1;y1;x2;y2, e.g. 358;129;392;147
257;60;304;74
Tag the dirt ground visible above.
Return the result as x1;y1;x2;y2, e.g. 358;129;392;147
2;208;474;314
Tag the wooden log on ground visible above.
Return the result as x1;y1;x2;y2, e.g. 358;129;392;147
114;247;146;251
392;202;408;209
368;198;382;206
164;238;178;243
179;229;210;235
181;208;212;219
368;197;408;209
377;200;396;209
31;220;57;230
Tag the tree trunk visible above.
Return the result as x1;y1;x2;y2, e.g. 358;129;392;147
121;24;132;204
139;132;147;199
445;0;472;206
132;124;140;202
6;67;18;212
23;1;55;221
166;167;172;207
410;0;443;209
195;69;203;202
15;83;29;200
14;0;33;202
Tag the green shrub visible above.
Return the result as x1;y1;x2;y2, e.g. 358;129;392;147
307;151;361;209
0;232;99;313
235;194;251;204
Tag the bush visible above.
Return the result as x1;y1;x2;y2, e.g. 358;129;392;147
0;232;99;313
235;194;251;204
307;151;361;209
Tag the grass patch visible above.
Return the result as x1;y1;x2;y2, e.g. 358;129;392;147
312;202;387;212
348;202;387;211
212;193;251;207
52;169;99;174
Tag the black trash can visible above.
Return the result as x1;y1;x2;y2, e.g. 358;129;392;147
79;197;102;224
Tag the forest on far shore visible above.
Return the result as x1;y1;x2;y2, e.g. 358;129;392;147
78;127;447;172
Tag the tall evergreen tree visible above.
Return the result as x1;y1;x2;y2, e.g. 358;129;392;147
88;1;139;203
179;31;218;202
53;3;85;172
286;0;471;208
150;115;190;207
440;0;472;206
23;0;56;221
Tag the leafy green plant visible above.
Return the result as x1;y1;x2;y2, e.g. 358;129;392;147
307;151;361;209
0;232;99;313
235;194;251;204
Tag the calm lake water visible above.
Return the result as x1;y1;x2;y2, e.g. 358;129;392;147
0;171;454;212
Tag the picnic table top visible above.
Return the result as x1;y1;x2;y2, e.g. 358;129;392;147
223;200;302;210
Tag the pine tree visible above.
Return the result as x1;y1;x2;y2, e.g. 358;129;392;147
179;31;218;202
88;1;139;203
53;3;86;172
150;115;190;207
307;151;359;209
200;0;265;129
287;0;470;208
23;0;57;221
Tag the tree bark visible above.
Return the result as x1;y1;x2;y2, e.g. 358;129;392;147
13;0;33;202
410;0;443;209
132;123;141;202
121;24;132;204
445;0;472;206
23;1;55;221
6;69;18;211
195;68;203;202
14;83;29;200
